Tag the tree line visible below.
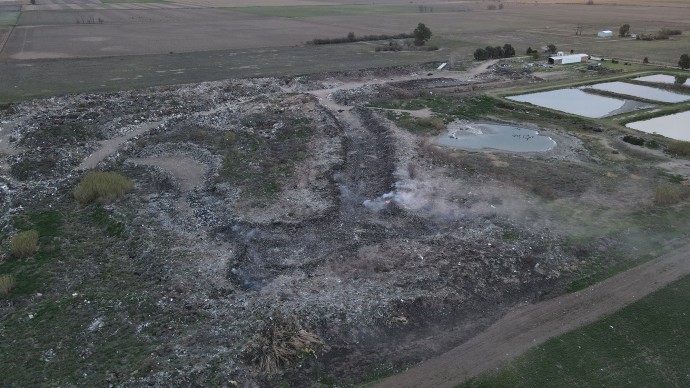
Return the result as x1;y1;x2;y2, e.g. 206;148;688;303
473;44;516;60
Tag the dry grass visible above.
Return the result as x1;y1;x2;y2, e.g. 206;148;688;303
73;172;133;205
654;185;682;206
667;141;690;157
245;315;323;374
0;275;16;296
10;230;39;258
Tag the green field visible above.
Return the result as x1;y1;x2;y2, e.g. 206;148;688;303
234;5;421;18
0;12;20;26
463;274;690;387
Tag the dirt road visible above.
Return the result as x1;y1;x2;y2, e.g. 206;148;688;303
377;243;690;388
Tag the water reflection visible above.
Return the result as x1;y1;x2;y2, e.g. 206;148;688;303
633;74;690;86
507;89;628;118
436;122;556;152
626;110;690;141
586;81;690;103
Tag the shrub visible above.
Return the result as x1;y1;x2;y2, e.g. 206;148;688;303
646;140;660;149
0;275;16;296
74;172;133;204
10;230;39;258
622;135;645;146
667;141;690;157
244;315;322;374
654;185;682;206
10;230;38;257
659;28;682;36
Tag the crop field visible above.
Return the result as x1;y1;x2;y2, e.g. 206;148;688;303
0;0;688;97
233;4;422;18
2;2;689;61
0;44;447;103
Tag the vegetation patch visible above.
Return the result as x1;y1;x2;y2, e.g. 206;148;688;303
10;230;39;258
371;95;497;120
564;205;690;292
385;112;445;134
0;274;16;295
10;150;63;181
73;172;133;205
654;185;683;206
19;123;102;147
0;11;19;26
220;117;314;201
667;140;690;157
463;274;690;387
235;5;418;18
244;315;322;374
622;135;645;146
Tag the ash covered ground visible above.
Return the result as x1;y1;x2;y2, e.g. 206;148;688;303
1;64;658;386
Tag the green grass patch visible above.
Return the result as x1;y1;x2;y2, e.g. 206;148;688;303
463;274;690;387
19;123;102;147
385;111;445;134
0;11;20;26
563;205;690;292
219;118;314;201
91;206;125;237
660;172;686;184
3;211;63;296
233;5;418;18
0;201;179;385
371;95;497;120
73;172;133;205
0;296;161;385
598;60;649;72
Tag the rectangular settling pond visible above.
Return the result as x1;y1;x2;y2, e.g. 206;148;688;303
507;89;640;118
585;81;690;103
626;110;690;141
632;74;689;86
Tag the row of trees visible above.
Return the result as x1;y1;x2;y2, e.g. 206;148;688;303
309;23;432;47
311;32;414;45
473;44;516;60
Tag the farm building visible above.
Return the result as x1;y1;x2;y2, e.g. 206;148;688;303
548;54;589;65
598;30;613;37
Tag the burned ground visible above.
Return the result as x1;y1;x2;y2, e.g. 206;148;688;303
1;63;689;386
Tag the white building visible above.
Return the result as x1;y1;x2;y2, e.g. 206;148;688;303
598;30;613;38
548;54;589;65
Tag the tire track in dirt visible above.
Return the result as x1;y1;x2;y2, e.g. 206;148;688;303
377;243;690;388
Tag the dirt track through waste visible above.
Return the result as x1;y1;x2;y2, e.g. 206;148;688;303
377;243;690;388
